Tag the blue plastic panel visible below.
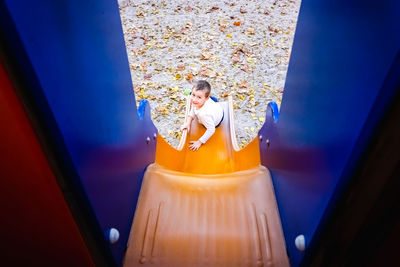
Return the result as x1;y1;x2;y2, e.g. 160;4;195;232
259;0;400;265
3;0;157;264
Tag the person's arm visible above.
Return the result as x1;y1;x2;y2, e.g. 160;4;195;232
189;115;215;151
180;115;193;132
180;107;195;132
199;125;215;144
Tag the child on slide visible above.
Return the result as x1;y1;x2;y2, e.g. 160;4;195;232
180;80;224;151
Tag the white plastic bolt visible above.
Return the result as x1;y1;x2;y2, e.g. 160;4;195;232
295;234;306;251
109;228;120;244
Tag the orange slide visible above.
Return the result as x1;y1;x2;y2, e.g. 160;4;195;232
124;97;289;266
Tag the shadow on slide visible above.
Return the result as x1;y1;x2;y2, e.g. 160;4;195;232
124;97;290;266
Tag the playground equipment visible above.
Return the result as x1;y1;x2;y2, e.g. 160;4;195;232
0;0;399;266
123;97;289;266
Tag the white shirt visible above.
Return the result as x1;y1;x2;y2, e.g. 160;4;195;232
189;98;224;144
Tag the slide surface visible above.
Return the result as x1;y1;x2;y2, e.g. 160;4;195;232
124;98;289;266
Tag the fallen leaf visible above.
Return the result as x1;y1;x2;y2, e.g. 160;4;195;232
241;64;252;73
199;68;209;77
157;106;166;112
247;27;255;35
207;6;219;13
144;73;152;79
232;54;241;64
186;73;193;81
239;80;247;89
233;21;241;26
132;48;141;55
201;51;211;60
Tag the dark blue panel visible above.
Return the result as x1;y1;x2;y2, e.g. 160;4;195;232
3;0;157;264
259;0;400;266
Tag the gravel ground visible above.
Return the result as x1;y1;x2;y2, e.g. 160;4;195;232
118;0;301;148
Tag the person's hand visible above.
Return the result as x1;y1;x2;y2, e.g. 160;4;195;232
189;140;202;151
180;122;190;132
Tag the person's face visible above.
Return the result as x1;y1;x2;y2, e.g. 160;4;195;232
191;88;208;108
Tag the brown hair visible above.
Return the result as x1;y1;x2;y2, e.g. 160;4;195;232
194;80;211;97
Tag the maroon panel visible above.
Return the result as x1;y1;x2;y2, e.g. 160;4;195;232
0;61;94;266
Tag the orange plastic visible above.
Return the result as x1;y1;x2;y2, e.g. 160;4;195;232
124;98;289;266
155;102;261;175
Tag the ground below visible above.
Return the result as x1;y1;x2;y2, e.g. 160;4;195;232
118;0;301;148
